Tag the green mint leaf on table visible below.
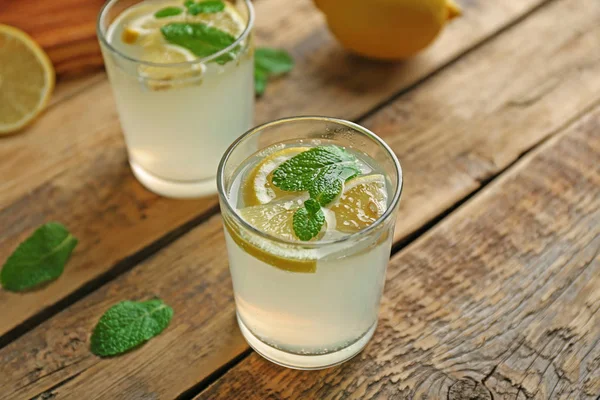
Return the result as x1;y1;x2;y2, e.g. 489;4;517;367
188;0;225;15
273;146;361;240
254;65;269;96
293;199;326;241
1;222;77;291
255;48;294;75
161;22;236;63
254;47;294;96
154;6;183;18
91;299;174;357
184;0;194;8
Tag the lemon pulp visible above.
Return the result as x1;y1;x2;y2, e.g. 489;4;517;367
0;24;54;135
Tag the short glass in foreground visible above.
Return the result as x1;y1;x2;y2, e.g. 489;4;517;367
218;117;403;369
97;0;254;198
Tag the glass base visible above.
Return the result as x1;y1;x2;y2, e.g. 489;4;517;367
237;313;377;370
130;161;216;198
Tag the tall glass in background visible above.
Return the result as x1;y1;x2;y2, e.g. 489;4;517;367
97;0;254;198
218;117;403;369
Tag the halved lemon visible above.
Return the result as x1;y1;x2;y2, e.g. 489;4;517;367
0;24;54;135
242;147;310;207
330;174;388;233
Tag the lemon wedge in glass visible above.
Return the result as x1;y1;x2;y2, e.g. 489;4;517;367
330;174;388;233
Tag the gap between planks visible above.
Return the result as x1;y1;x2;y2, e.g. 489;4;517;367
0;204;220;350
189;99;600;400
193;90;600;400
10;0;600;394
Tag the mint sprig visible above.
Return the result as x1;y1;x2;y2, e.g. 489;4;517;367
154;6;183;18
273;146;361;240
1;222;78;291
91;299;174;357
254;48;294;96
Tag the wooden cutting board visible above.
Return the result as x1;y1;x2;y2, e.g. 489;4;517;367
0;0;107;76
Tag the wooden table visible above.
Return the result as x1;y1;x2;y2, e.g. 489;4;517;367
1;0;599;398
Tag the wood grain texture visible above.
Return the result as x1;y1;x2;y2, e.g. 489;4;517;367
0;0;106;75
48;72;107;108
0;0;553;339
367;0;600;243
1;0;599;397
195;98;600;400
253;0;549;123
0;216;248;400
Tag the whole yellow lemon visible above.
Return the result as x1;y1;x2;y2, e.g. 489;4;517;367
314;0;461;60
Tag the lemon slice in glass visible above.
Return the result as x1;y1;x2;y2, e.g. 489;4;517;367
330;174;388;233
117;1;247;89
138;42;201;75
0;24;54;135
242;147;310;207
239;197;305;242
227;197;319;273
124;1;245;42
184;2;246;37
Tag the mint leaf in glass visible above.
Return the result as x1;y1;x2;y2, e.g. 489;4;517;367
293;199;326;241
154;6;183;18
254;47;294;96
273;146;360;197
188;0;225;15
273;146;361;240
91;299;174;357
0;222;78;291
161;22;236;63
309;175;344;207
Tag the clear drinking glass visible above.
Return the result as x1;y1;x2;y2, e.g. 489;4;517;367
218;116;403;369
97;0;254;198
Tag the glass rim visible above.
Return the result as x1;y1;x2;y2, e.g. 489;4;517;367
96;0;255;68
217;116;404;248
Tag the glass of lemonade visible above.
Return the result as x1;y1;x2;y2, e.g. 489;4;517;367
218;116;403;369
97;0;254;198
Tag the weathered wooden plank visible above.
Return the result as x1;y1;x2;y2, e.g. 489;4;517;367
1;0;599;398
371;0;600;242
0;0;105;76
48;73;106;108
0;215;246;400
195;94;600;400
252;0;550;122
0;0;552;339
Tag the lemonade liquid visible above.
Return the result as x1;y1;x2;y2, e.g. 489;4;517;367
99;0;254;197
223;140;396;368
